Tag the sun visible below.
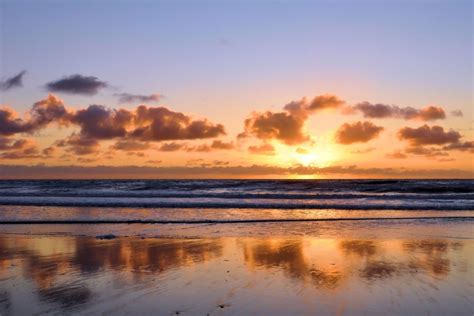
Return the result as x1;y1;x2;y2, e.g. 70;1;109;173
289;144;340;167
292;151;335;167
294;152;319;166
268;139;341;168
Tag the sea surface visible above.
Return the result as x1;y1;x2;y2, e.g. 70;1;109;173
0;179;472;224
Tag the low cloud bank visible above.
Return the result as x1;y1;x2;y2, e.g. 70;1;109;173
0;164;471;179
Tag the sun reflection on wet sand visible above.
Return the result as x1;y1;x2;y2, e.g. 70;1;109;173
0;235;472;315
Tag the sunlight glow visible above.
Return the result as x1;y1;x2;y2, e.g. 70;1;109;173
281;138;341;168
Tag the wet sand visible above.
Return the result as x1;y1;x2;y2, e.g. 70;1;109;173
0;220;473;315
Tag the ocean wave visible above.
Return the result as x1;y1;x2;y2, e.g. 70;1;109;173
0;192;472;200
0;196;472;210
0;179;473;211
1;179;473;194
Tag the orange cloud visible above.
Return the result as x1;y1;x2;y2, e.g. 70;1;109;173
241;110;309;145
386;151;408;159
1;95;227;156
56;134;100;156
0;94;70;136
398;125;461;146
307;94;345;111
0;107;30;136
335;121;384;144
248;143;276;155
442;141;474;152
131;106;225;141
110;140;151;151
241;94;343;145
0;137;42;159
159;142;186;152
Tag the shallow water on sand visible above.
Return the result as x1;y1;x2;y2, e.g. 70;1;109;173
0;223;473;315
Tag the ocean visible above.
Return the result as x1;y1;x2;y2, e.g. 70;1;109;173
0;179;472;224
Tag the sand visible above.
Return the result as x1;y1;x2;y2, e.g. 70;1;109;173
0;219;473;315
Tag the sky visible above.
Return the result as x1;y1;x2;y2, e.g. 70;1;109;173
0;0;472;178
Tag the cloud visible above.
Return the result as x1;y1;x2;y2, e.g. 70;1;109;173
0;71;26;91
126;151;145;157
28;94;71;128
62;103;224;144
241;109;308;145
350;102;446;121
398;125;461;146
130;106;225;141
110;140;151;151
114;93;161;104
241;94;343;145
0;108;30;136
189;144;212;152
147;159;162;164
45;74;107;95
56;134;100;156
0;137;41;160
188;140;235;152
77;157;97;163
0;147;40;159
209;140;234;150
386;151;408;159
248;143;275;155
1;96;227;156
159;142;186;152
416;106;446;121
42;146;56;157
404;146;449;158
0;94;69;136
395;125;473;158
335;121;384;144
307;94;345;111
213;160;229;166
442;141;474;153
0;137;33;151
71;105;133;139
451;110;463;117
1;164;472;179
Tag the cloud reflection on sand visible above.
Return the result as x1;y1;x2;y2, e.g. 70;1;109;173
0;235;471;314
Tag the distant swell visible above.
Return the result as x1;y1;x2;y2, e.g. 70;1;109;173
0;197;472;210
0;192;472;200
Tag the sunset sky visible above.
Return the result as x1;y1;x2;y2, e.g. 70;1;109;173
0;0;472;178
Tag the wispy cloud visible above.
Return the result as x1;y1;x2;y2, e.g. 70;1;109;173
0;71;26;91
114;93;161;104
347;102;446;121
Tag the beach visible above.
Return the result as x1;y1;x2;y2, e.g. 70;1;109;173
0;219;473;315
0;180;473;315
